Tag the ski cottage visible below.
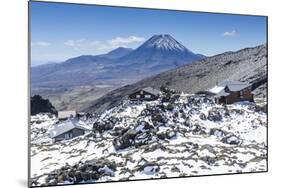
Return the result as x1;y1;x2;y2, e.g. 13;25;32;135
129;87;161;101
49;120;88;142
208;80;254;104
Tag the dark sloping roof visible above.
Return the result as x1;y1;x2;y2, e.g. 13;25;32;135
142;87;161;96
209;80;251;95
196;91;216;95
49;119;88;138
217;80;251;91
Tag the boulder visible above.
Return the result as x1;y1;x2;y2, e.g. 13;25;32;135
192;124;206;135
98;165;115;176
81;172;91;181
135;121;154;132
208;109;223;121
113;130;137;150
156;132;167;140
229;109;245;115
74;171;83;183
171;166;181;173
222;134;241;145
188;108;200;115
200;156;216;165
199;113;207;120
152;113;167;125
165;103;175;111
135;132;153;147
166;130;177;139
209;128;226;138
138;162;160;175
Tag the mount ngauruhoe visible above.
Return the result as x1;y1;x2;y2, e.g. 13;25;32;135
84;44;267;114
31;34;204;88
116;34;203;68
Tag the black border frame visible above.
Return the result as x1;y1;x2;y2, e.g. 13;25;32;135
28;1;268;187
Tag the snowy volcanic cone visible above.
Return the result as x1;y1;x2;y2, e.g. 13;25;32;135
117;34;204;66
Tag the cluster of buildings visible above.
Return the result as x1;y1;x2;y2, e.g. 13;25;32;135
198;80;253;104
129;80;253;105
49;80;254;142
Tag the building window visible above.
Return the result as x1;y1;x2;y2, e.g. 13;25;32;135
239;91;243;98
144;95;151;99
136;95;140;98
140;91;143;95
65;133;73;139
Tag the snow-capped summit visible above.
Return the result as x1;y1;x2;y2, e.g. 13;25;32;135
139;34;190;52
117;34;204;68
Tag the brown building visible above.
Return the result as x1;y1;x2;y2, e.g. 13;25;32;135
49;120;89;142
208;80;254;104
129;87;161;101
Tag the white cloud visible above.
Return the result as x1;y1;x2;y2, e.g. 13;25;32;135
223;30;239;37
31;41;51;47
64;36;145;51
108;36;145;48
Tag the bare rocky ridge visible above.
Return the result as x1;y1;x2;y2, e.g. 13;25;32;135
85;44;267;114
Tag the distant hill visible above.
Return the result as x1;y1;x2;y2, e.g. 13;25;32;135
84;44;267;114
99;47;133;59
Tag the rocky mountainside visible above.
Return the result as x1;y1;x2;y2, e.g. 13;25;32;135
30;93;267;186
31;34;203;88
85;44;267;114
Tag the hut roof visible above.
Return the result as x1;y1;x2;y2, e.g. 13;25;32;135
142;87;161;96
49;119;88;138
209;80;251;95
217;80;251;91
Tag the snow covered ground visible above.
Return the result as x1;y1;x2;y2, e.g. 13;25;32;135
30;94;267;186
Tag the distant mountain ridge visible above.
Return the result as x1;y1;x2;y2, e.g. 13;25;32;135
99;47;133;59
31;34;204;88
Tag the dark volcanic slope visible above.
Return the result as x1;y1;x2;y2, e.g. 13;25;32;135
84;44;267;113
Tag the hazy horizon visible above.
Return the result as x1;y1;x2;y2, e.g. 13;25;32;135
31;1;267;66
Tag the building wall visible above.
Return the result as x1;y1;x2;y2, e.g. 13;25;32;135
54;128;85;142
72;128;85;138
241;89;254;101
225;92;240;104
217;88;253;104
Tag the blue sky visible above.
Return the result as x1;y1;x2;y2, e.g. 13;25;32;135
31;1;267;66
